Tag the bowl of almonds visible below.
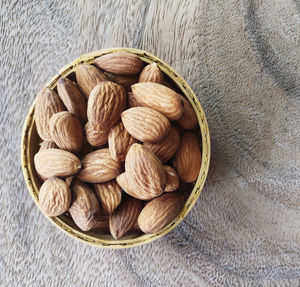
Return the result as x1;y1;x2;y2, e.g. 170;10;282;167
21;48;210;248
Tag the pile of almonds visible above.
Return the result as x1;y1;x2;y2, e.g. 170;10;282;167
34;52;202;239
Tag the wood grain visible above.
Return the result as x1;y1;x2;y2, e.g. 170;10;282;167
1;0;299;286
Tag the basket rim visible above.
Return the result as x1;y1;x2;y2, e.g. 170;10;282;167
21;47;211;249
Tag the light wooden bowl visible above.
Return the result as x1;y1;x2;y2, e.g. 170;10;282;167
21;48;211;248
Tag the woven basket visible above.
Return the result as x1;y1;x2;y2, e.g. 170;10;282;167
21;48;211;248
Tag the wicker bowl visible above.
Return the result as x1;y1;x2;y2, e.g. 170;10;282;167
21;48;210;248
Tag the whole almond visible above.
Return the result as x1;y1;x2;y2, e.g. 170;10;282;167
143;126;180;163
131;82;184;120
121;107;170;143
75;64;107;99
77;148;122;183
173;132;202;183
177;96;198;130
138;193;184;234
87;81;126;131
49;111;83;154
39;177;71;217
84;122;108;147
94;52;143;75
105;72;138;90
125;144;166;200
127;92;143;108
57;77;87;123
164;166;180;192
93;180;122;214
108;121;136;162
116;172;135;197
109;196;143;239
91;215;110;233
35;88;65;141
69;180;101;231
138;63;164;84
39;141;57;150
34;148;81;179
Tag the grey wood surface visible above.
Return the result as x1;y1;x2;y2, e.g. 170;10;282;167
1;0;299;286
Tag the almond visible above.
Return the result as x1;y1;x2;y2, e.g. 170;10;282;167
125;144;166;200
93;180;122;215
143;126;180;163
87;81;126;131
164;166;180;192
77;148;122;183
69;180;101;231
93;179;122;214
109;196;142;239
75;64;107;99
35;88;65;141
94;52;143;75
57;77;87;123
49;111;83;154
177;96;198;130
127;92;143;108
39;177;71;217
138;63;164;84
173;132;201;183
104;72;138;90
39;141;57;150
78;137;94;159
108;121;136;162
91;215;110;233
84;122;108;147
116;172;136;198
34;148;81;179
65;176;74;187
138;193;184;234
131;82;184;120
121;107;170;143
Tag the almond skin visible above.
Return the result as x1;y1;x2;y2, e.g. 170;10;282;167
131;82;184;120
87;81;126;131
93;180;122;215
69;180;101;231
164;166;180;192
34;148;81;179
57;77;87;123
177;96;198;130
125;144;166;200
173;132;202;183
39;177;71;217
143;126;180;163
116;172;136;198
91;215;110;233
138;193;184;234
49;111;83;154
39;141;57;150
121;107;170;143
84;122;109;147
127;92;143;108
109;196;143;239
77;148;122;183
138;63;164;84
75;64;107;99
105;72;138;90
108;121;136;162
65;176;74;187
35;88;65;141
94;52;143;75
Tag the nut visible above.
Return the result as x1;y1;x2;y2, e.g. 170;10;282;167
108;121;136;162
77;148;122;183
104;72;138;90
121;107;171;143
93;180;122;215
177;95;198;130
35;88;65;141
39;141;57;150
164;166;180;192
138;63;164;84
84;122;109;147
138;193;184;234
173;132;201;183
131;82;184;120
49;111;83;154
94;52;143;75
34;148;81;179
39;177;71;217
125;144;166;200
